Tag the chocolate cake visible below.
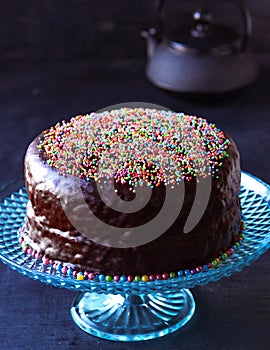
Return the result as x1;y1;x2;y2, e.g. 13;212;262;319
21;108;242;277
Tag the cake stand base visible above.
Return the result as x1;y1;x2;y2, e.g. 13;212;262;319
70;289;195;341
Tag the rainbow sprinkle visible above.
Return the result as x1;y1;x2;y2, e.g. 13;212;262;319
38;108;231;188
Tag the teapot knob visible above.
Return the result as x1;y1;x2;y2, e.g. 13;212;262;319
191;8;213;38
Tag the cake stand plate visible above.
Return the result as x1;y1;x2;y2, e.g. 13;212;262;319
0;172;269;341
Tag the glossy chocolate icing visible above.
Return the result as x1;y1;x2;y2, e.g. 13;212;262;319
22;132;241;275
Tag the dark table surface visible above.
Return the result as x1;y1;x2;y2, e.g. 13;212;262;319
0;3;270;346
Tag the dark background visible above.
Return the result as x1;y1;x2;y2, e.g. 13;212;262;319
0;1;269;349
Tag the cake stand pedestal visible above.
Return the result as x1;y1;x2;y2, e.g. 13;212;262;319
0;172;269;342
71;289;195;341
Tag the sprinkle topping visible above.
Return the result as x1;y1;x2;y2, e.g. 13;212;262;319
38;108;231;187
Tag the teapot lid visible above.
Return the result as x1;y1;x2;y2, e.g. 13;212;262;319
166;8;241;54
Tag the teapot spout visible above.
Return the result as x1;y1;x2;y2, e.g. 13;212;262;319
141;28;158;59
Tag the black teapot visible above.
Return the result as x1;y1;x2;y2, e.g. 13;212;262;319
141;0;258;94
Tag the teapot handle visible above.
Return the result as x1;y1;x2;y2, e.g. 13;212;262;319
155;0;252;52
239;1;252;52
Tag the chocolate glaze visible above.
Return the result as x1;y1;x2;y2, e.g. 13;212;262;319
22;134;241;275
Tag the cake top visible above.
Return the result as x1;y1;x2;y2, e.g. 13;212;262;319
38;108;231;189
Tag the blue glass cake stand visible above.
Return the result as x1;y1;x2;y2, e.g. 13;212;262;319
0;172;269;342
